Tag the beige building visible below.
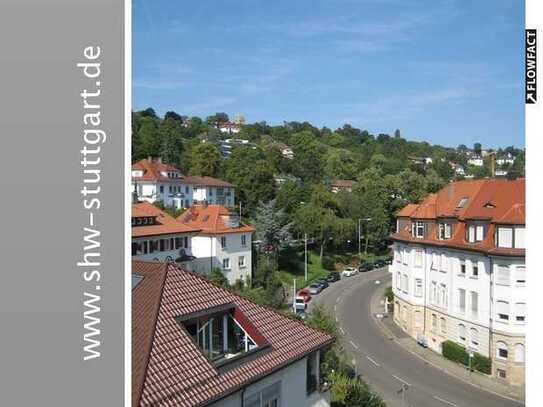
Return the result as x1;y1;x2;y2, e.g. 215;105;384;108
390;179;525;388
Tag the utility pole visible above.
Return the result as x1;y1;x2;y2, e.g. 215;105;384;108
304;233;308;283
293;278;296;313
358;218;361;257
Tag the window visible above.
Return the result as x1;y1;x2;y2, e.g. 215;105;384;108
223;258;231;270
432;314;438;331
396;272;401;289
238;256;246;268
185;186;189;194
160;185;164;193
431;281;437;304
440;317;447;333
475;225;484;241
514;344;525;363
470;292;478;317
431;253;438;270
241;234;247;247
440;254;447;272
515;266;526;286
470;328;479;348
459;260;466;276
438;223;452;239
458;324;466;341
496;265;510;285
515;303;526;323
402;274;408;293
457;198;468;208
441;284;448;308
413;221;424;238
306;352;318;395
497;369;507;379
472;262;479;278
414;250;423;267
458;289;466;313
415;279;423;297
496;300;510;321
132;242;139;256
402;249;409;265
515;227;525;249
220;236;227;249
467;226;475;243
175;237;182;249
496;342;508;359
497;227;513;248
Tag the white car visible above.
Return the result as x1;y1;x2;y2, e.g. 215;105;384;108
341;266;357;277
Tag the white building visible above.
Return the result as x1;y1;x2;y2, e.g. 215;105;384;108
467;156;484;166
497;153;515;166
132;157;235;209
219;122;241;134
178;204;255;285
132;260;333;407
131;201;201;270
275;142;294;160
390;179;525;387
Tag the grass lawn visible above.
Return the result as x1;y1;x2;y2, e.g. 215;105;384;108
277;245;392;290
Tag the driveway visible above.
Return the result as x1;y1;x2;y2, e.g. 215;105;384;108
308;268;523;407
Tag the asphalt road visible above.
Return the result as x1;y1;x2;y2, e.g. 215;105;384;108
309;268;523;407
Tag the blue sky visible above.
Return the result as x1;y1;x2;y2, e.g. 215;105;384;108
133;0;525;148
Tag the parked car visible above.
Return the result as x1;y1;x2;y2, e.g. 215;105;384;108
374;260;386;268
358;262;371;272
294;296;307;313
308;283;323;295
297;289;312;303
326;272;340;282
341;266;357;277
316;279;329;289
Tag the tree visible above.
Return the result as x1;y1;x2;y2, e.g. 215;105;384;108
206;112;229;128
186;143;222;177
254;200;292;250
135;116;161;159
290;131;326;182
164;110;184;123
473;142;482;156
276;180;306;217
394;129;401;139
158;117;184;166
209;268;229;287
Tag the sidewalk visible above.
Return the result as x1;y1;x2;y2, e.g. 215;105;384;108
370;284;525;404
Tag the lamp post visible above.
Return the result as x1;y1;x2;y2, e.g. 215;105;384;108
304;233;308;283
358;218;372;257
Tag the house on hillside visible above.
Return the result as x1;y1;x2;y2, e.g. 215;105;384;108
132;260;333;407
390;178;525;388
131;157;235;209
330;179;355;193
275;142;294;160
178;204;255;284
131;201;201;270
218;122;241;134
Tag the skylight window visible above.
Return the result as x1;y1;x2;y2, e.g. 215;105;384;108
132;274;144;289
181;308;262;364
456;198;468;208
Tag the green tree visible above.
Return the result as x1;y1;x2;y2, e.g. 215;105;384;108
291;131;326;182
135;116;161;159
186;143;222;177
254;200;292;249
158;117;184;166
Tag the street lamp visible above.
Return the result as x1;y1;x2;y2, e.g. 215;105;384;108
358;218;372;257
304;233;308;283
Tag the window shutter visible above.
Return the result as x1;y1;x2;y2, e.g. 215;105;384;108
515;228;525;249
498;227;513;248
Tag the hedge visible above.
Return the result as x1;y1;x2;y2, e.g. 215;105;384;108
441;340;491;375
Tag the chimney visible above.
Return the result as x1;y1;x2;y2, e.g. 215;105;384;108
147;156;152;162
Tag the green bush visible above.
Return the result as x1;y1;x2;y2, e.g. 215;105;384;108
441;340;491;374
321;256;336;271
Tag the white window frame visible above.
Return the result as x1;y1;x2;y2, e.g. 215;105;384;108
414;249;423;268
496;300;510;322
475;225;484;242
515;266;526;286
458;289;466;313
458;324;466;342
497;227;513;248
496;342;508;360
413;221;424;238
220;236;227;249
223;258;231;270
238;255;246;268
515;302;526;323
414;279;423;297
496;265;510;286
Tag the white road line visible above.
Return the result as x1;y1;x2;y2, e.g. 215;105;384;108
349;340;359;350
433;396;459;407
335;315;339;322
392;375;411;387
334;305;337;313
340;327;345;335
366;356;380;367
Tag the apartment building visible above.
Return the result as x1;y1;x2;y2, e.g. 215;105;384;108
390;179;525;387
132;261;333;407
132;157;235;209
178;203;254;285
131;201;201;270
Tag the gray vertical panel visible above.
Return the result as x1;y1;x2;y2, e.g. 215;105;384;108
0;0;125;405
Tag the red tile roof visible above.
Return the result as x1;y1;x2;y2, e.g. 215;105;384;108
183;175;234;188
178;204;255;235
331;179;355;188
132;159;234;188
132;202;201;237
132;158;185;183
132;261;333;407
392;178;525;256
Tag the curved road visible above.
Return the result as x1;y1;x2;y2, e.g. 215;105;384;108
309;269;523;407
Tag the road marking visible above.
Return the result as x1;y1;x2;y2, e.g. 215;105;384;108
433;396;459;407
366;356;380;367
340;327;345;335
335;315;339;322
349;340;359;350
392;375;411;387
334;304;337;313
